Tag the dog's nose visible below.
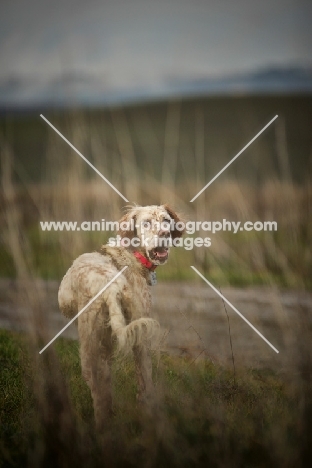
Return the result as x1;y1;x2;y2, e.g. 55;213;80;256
159;230;170;238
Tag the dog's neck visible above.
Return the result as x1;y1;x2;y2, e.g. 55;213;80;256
98;245;156;285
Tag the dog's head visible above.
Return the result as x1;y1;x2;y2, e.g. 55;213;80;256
117;204;185;266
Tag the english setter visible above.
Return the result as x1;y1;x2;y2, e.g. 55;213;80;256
58;205;184;429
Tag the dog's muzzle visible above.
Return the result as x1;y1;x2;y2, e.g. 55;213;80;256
148;232;171;263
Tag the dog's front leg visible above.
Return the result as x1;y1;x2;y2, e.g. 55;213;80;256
133;344;154;407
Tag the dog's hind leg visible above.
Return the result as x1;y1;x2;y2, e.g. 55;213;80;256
133;344;154;407
91;350;113;431
78;307;113;431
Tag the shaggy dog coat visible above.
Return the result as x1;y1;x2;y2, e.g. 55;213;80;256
58;205;184;429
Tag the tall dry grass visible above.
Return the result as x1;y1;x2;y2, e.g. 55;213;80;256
1;104;311;285
0;101;311;466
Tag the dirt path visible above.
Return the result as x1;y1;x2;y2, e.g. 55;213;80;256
1;279;311;372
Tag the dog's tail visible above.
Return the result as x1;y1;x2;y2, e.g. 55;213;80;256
115;318;160;353
107;296;159;353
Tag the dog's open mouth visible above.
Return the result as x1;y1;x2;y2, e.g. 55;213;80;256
150;246;169;262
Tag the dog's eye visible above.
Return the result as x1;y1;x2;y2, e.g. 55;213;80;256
142;221;151;229
160;219;171;231
162;218;171;226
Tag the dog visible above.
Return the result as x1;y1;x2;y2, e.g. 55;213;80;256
58;204;184;429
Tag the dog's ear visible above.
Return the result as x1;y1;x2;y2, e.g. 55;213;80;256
117;209;137;240
163;204;185;239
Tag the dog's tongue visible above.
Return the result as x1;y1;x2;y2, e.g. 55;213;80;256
156;250;168;258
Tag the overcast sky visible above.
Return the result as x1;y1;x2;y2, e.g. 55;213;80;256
1;0;311;90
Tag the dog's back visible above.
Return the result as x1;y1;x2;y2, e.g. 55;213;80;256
58;248;159;353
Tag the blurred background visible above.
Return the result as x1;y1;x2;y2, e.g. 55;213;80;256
0;0;311;285
1;2;312;465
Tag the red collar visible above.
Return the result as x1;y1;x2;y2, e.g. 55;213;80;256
133;251;157;271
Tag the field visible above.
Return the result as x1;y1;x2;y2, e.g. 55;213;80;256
1;328;312;467
0;94;312;466
1;95;311;287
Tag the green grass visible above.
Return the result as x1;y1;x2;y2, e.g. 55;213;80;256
0;330;35;467
1;328;312;467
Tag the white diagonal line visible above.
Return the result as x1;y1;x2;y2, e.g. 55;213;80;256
190;266;279;354
40;114;129;202
190;115;278;202
39;266;128;354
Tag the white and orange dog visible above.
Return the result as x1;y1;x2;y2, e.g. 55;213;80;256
58;205;184;429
